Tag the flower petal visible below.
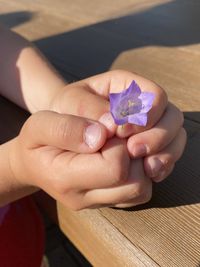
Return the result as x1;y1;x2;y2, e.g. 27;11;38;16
128;113;148;126
139;92;155;113
110;93;121;117
111;113;128;125
109;80;155;126
126;81;141;98
109;92;122;107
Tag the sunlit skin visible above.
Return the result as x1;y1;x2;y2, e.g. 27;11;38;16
0;27;186;209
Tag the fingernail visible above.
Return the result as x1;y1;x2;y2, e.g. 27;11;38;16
153;170;166;183
99;112;115;130
148;158;164;178
131;144;148;157
117;123;133;138
84;123;102;148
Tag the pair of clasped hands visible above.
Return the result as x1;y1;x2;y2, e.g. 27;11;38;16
11;70;186;210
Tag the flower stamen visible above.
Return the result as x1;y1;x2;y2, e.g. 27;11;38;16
120;110;129;117
109;80;155;126
128;100;135;107
120;100;136;117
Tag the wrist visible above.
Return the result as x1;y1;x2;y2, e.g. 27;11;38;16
47;84;68;113
8;137;29;186
28;78;67;114
0;139;39;206
27;46;67;113
8;138;39;201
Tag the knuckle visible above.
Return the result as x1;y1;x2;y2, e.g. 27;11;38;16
19;112;45;143
29;110;49;125
108;160;128;185
134;183;145;198
134;178;152;199
52;182;69;196
77;102;86;117
20;113;36;136
52;117;73;143
49;174;71;196
141;186;152;203
75;95;87;117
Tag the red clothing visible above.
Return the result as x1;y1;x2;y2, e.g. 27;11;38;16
0;197;45;267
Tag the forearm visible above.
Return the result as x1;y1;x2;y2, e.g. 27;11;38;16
0;25;66;113
0;139;38;207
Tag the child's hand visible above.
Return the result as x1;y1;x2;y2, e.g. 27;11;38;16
9;111;152;210
49;70;186;183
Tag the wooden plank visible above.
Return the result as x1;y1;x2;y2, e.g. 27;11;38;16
1;90;198;266
0;0;166;28
1;0;199;118
111;47;200;114
1;1;200;266
38;120;200;267
57;205;158;267
55;118;200;267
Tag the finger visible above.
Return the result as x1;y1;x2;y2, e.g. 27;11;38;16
62;138;130;190
82;159;152;208
127;103;184;158
57;84;116;137
58;70;167;138
144;127;187;182
21;110;107;153
151;164;175;184
85;70;168;136
113;191;152;208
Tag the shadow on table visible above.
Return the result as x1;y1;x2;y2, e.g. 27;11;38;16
1;103;200;212
0;1;200;210
34;0;200;79
1;0;200;80
126;111;200;211
0;11;33;28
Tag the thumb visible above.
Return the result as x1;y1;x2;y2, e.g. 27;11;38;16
54;84;117;137
21;111;107;153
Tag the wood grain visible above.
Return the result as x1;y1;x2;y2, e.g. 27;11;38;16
57;205;158;267
48;118;200;267
1;0;199;114
0;0;200;266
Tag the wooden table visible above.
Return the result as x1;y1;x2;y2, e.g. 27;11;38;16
0;1;200;266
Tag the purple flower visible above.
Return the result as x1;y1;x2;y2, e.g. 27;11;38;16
109;81;155;126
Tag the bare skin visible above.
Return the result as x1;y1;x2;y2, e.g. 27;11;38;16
0;26;186;209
